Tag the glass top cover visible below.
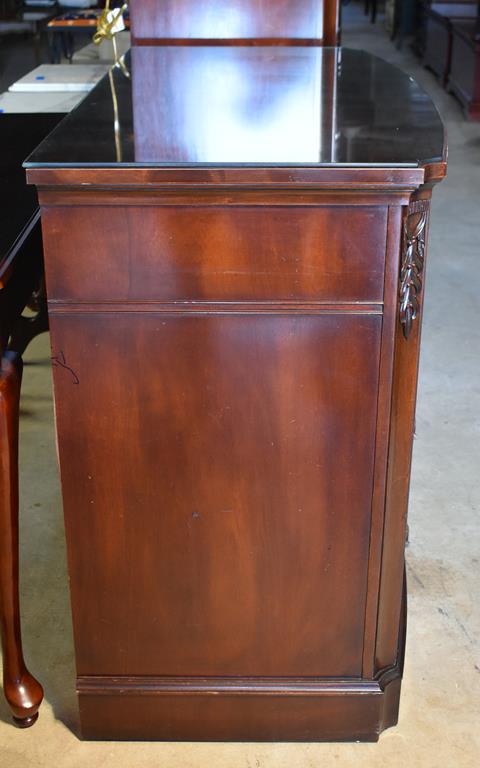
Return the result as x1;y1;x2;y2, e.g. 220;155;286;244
25;47;445;168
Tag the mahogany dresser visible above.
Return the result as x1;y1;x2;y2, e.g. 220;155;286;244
24;47;446;741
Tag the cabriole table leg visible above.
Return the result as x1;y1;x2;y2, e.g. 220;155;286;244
0;352;43;727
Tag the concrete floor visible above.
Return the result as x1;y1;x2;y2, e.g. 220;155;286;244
1;4;479;766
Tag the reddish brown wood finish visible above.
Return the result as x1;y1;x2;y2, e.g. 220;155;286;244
29;165;440;740
50;312;381;679
21;30;446;738
0;353;44;727
130;0;340;46
0;112;63;727
26;164;429;190
24;58;446;731
40;206;387;303
376;194;432;671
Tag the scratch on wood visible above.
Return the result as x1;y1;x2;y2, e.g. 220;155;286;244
51;350;80;384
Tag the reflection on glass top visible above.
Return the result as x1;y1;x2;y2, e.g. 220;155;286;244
25;47;445;168
131;0;327;41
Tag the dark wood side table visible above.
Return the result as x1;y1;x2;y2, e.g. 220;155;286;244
0;112;62;726
448;17;480;117
25;47;446;741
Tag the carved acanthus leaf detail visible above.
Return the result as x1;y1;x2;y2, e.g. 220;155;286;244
399;200;429;339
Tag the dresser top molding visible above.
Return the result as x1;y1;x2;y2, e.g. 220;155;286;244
25;47;446;190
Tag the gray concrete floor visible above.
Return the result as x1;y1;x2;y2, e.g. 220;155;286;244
1;3;479;766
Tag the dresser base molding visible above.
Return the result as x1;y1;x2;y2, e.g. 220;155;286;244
77;590;406;744
77;575;407;742
77;671;400;742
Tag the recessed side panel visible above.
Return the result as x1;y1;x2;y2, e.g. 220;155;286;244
40;206;387;303
50;312;381;679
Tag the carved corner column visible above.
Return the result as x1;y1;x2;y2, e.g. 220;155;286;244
0;352;44;727
400;199;429;340
375;195;431;677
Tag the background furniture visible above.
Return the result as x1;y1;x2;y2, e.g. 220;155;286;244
0;2;56;62
423;3;477;82
448;14;480;117
25;46;446;741
411;0;477;55
365;0;379;24
47;7;130;63
0;111;63;727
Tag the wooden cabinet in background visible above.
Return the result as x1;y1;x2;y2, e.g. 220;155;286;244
448;18;480;118
423;2;477;82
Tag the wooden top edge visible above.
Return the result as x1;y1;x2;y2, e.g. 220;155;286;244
423;160;447;185
26;165;427;189
131;36;325;46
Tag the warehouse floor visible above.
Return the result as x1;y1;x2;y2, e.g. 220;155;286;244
1;4;479;767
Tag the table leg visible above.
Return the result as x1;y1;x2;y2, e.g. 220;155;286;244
32;23;41;66
9;281;49;357
61;31;75;64
0;352;43;727
47;29;58;64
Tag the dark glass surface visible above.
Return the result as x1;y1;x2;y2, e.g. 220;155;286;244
0;113;63;259
25;48;445;169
